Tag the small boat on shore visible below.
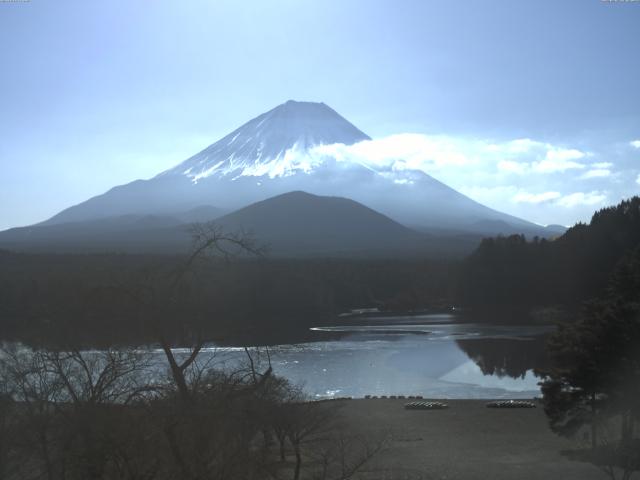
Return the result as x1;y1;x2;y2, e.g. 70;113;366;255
486;400;536;409
404;401;448;410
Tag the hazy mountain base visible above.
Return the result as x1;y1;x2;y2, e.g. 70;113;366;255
3;196;638;350
0;192;485;258
37;100;549;238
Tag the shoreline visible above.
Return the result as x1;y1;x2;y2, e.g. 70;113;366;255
334;398;603;479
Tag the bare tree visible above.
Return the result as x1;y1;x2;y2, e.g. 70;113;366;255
284;401;342;480
311;429;389;480
0;344;156;480
0;223;391;480
147;222;266;402
0;368;16;480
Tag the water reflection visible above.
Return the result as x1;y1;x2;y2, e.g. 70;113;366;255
14;316;551;400
226;319;554;399
455;337;550;379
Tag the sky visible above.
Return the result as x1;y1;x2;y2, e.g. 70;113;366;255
0;0;639;230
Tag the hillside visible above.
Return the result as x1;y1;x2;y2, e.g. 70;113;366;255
33;100;548;238
214;191;429;256
458;196;640;311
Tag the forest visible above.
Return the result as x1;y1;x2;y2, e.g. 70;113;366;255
1;196;639;347
1;197;640;478
458;196;640;315
0;249;456;347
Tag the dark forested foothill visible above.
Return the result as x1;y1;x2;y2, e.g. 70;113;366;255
536;244;640;478
2;197;640;347
458;196;640;316
452;196;640;476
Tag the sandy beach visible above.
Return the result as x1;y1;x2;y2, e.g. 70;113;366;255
334;399;604;480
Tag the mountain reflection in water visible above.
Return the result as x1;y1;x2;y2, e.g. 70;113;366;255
455;337;550;380
218;319;554;399
4;319;552;400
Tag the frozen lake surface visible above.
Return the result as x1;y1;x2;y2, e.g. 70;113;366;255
202;314;553;399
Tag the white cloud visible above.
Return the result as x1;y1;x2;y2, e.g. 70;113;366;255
637;174;640;185
531;149;586;173
513;191;561;204
313;134;472;172
556;191;607;208
312;134;607;225
486;138;542;154
532;159;585;174
545;148;586;162
315;135;588;179
580;168;611;179
483;140;588;175
393;178;413;185
592;162;613;169
630;140;640;149
497;160;528;174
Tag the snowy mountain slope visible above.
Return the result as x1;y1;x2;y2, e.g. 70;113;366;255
160;100;370;182
32;100;547;239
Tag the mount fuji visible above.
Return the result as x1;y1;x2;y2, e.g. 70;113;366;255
0;100;558;256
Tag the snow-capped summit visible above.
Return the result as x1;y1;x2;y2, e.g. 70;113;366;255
162;100;370;181
31;100;550;241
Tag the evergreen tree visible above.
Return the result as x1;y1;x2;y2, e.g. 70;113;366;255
539;246;640;476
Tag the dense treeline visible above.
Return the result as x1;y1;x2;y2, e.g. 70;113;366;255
2;196;639;347
459;197;640;313
538;245;640;478
0;250;457;347
453;196;640;474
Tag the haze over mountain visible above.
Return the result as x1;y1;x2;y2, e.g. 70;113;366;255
41;101;546;231
0;100;560;256
214;191;429;256
0;191;488;257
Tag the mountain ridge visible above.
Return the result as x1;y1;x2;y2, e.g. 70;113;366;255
9;100;560;250
212;191;429;256
0;191;458;257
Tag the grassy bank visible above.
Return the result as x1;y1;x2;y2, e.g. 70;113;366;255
334;399;604;479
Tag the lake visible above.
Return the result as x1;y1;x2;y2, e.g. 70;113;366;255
2;314;553;400
203;314;553;399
